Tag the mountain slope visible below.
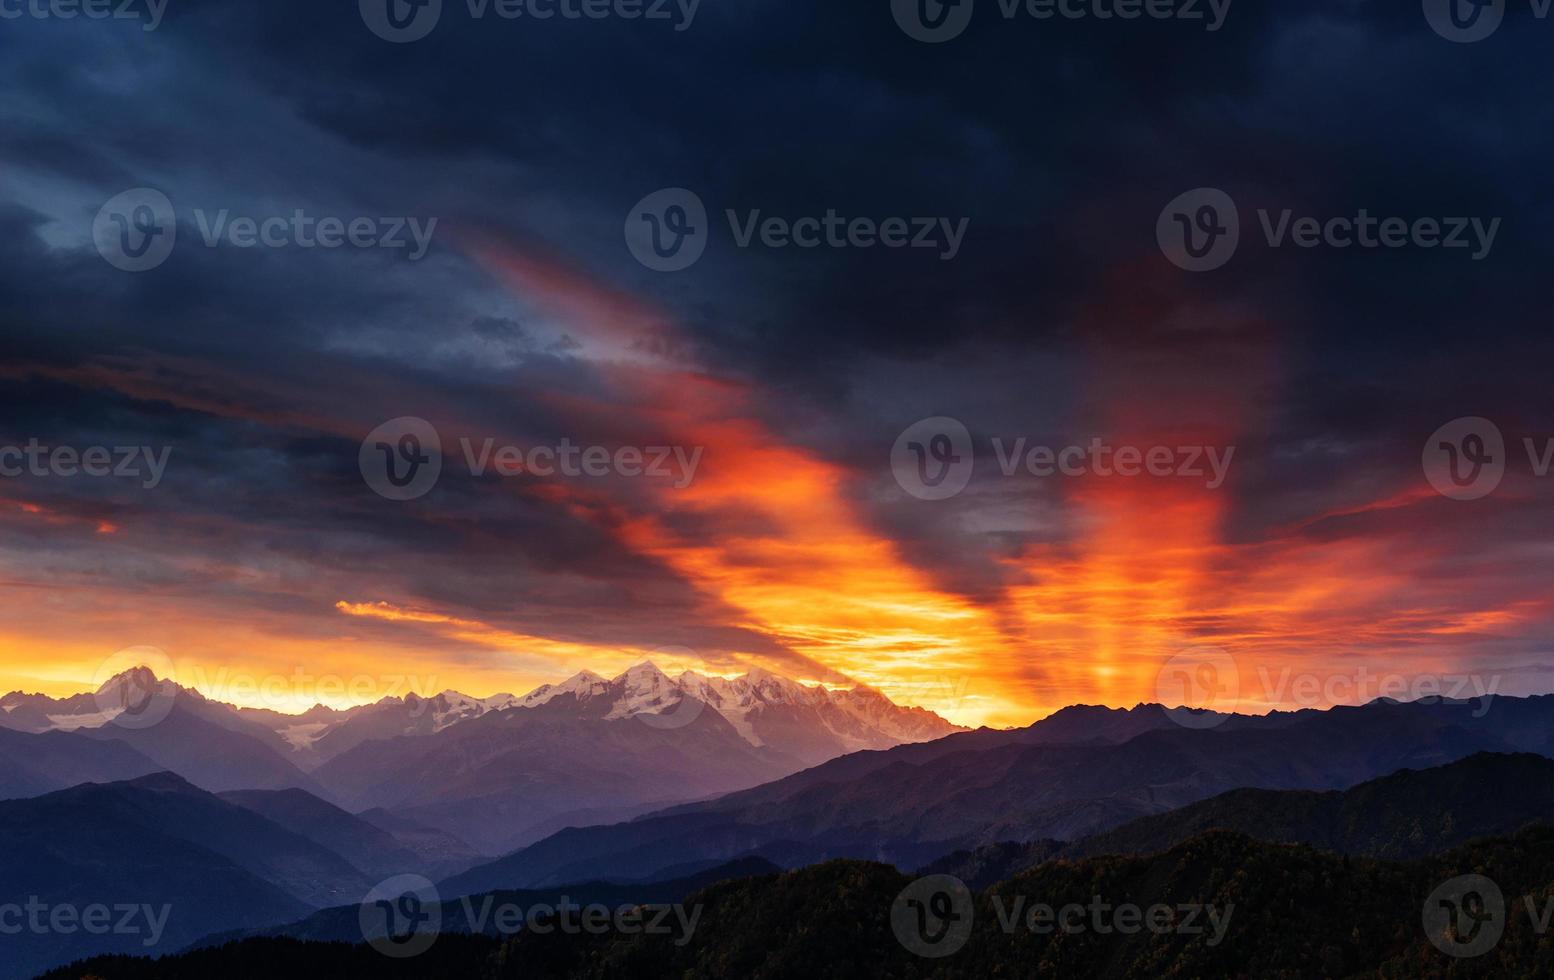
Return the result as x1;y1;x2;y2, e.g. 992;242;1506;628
195;856;781;949
2;670;332;797
259;690;520;769
0;773;315;980
495;827;1554;979
312;686;804;855
16;773;375;908
0;725;163;799
1;663;961;835
922;751;1554;887
454;694;1547;889
218;787;477;881
1072;750;1554;860
76;700;332;796
232;661;964;771
354;807;489;870
57;823;1554;979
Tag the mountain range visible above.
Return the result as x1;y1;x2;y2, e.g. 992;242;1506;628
0;663;962;855
447;694;1554;891
42;811;1554;979
0;773;322;980
923;750;1554;887
463;823;1554;979
11;674;1554;979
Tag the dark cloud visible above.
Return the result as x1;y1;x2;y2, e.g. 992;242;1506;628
1;0;1550;709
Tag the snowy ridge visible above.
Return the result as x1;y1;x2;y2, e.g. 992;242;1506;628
1;662;966;767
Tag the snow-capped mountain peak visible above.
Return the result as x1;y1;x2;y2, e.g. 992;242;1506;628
519;669;610;708
94;665;160;698
1;662;967;774
605;661;687;720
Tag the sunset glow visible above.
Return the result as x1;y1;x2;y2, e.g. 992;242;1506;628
1;241;1548;730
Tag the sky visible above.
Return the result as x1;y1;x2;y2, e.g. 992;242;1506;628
1;1;1552;728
